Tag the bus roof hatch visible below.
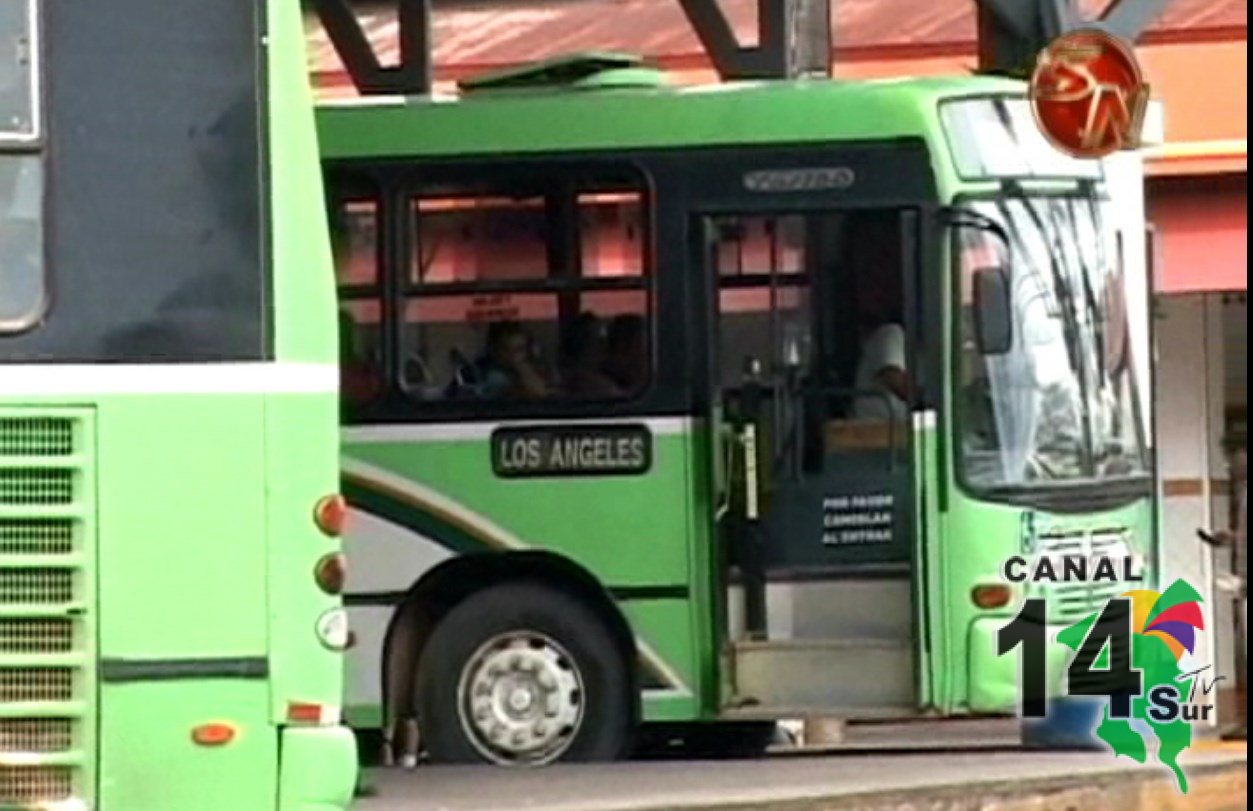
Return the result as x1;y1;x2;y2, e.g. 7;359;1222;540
457;52;669;94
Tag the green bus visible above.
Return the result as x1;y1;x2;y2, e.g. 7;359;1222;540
1;3;356;809
319;55;1157;766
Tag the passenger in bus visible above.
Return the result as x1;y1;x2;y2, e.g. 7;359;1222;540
561;313;620;398
602;314;647;393
849;219;911;421
471;320;550;400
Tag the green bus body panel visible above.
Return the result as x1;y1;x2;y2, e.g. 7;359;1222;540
317;76;1024;160
683;425;719;717
266;394;350;724
266;0;350;746
271;0;340;367
1;391;351;811
268;2;360;808
913;425;940;705
344;431;707;708
619;599;700;719
937;492;1155;713
97;397;268;656
345;435;693;584
99;681;275;811
278;727;360;811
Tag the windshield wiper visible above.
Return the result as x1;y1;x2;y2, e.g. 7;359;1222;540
1059;197;1107;384
1077;192;1108;369
1051;198;1119;469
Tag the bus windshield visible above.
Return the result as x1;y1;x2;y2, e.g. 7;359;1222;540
956;193;1150;491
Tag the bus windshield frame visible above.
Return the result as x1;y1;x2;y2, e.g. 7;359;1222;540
952;187;1153;505
940;96;1102;183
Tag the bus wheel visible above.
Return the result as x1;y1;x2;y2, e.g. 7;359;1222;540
415;581;633;765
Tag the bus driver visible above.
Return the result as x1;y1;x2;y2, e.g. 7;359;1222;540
849;217;911;421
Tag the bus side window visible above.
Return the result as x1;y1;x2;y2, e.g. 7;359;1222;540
0;2;37;139
712;215;809;394
401;176;651;408
0;4;43;333
332;195;383;412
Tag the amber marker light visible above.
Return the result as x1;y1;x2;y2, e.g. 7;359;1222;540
191;722;237;747
314;552;347;595
971;583;1012;609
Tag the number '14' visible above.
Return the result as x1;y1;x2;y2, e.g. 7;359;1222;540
997;597;1143;718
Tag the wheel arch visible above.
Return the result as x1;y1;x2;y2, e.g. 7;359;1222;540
379;550;640;736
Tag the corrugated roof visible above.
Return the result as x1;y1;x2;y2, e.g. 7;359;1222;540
306;0;1247;76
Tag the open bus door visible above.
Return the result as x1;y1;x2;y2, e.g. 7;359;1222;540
698;201;927;719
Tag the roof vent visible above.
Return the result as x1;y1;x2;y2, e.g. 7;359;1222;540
458;52;668;94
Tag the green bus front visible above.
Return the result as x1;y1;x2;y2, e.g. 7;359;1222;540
319;65;1156;764
1;3;356;809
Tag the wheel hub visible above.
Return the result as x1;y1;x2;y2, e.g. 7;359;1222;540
457;631;584;764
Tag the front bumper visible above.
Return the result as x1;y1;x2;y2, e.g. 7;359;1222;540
967;616;1074;713
278;725;359;811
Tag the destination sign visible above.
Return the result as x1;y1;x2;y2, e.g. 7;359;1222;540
491;425;652;478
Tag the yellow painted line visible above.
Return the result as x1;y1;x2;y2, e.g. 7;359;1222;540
1143;139;1247;161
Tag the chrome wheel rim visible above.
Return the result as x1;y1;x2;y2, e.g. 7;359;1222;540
456;630;584;765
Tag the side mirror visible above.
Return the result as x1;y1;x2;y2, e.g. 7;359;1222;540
973;265;1012;355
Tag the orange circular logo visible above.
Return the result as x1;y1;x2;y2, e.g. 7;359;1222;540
1029;29;1149;159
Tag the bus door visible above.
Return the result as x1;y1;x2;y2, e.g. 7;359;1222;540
702;208;922;717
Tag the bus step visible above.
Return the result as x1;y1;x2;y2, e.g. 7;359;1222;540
727;638;914;712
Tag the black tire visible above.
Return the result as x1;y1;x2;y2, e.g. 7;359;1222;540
353;728;385;767
415;581;635;765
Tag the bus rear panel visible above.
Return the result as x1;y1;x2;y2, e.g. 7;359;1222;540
1;3;355;809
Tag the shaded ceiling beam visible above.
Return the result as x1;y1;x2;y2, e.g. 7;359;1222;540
311;0;431;95
976;0;1171;76
1098;0;1173;42
678;0;831;79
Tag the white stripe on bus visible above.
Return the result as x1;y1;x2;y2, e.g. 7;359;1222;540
0;363;337;396
341;458;528;551
344;416;694;444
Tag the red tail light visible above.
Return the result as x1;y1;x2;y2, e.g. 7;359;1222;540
314;553;347;595
286;702;340;724
314;494;347;537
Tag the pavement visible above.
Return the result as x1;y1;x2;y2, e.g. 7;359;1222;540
353;721;1247;811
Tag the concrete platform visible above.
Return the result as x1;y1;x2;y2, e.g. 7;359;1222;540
355;741;1246;811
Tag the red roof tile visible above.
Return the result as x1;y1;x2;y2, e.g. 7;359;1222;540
307;0;1247;75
